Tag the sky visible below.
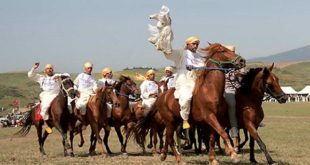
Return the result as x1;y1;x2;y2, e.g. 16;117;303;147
1;0;310;73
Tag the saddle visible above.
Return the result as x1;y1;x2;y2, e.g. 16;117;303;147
34;103;43;121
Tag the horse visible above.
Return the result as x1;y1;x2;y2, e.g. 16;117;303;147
15;75;76;156
138;43;245;164
101;75;140;154
85;85;121;156
236;64;287;164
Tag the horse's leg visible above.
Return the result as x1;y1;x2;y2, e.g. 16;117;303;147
247;123;275;165
78;127;85;147
205;114;240;164
215;133;224;154
239;128;248;150
147;128;154;149
36;125;47;156
249;135;257;163
54;122;73;157
158;129;164;151
197;127;203;153
103;128;113;154
121;122;134;154
208;130;219;165
89;122;106;156
152;128;158;154
89;131;96;155
162;124;182;163
114;124;124;151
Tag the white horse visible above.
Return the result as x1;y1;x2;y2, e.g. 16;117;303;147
148;5;174;52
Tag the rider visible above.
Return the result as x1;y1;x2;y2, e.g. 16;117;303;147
159;66;175;90
155;36;205;129
97;67;116;87
28;62;68;134
140;69;159;113
74;62;97;118
97;67;116;119
223;45;245;151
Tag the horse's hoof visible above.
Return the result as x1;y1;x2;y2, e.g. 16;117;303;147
209;159;219;165
147;144;153;149
270;161;277;165
78;141;84;147
160;153;167;161
178;161;187;165
231;153;241;164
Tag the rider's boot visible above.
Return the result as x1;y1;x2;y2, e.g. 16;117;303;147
42;120;53;134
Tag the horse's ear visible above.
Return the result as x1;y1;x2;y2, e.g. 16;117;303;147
105;81;109;87
269;63;274;71
208;42;212;46
262;67;270;80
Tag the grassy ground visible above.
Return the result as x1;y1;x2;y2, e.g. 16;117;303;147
0;102;309;164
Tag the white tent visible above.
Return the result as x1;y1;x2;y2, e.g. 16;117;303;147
298;85;310;102
298;85;310;94
281;86;298;94
280;86;299;102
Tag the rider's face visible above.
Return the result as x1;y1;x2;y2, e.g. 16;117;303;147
84;67;93;75
45;67;54;76
187;41;200;53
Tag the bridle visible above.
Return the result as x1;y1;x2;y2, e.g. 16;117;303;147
60;77;75;98
264;84;287;101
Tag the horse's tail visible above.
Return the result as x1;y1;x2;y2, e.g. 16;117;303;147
14;109;33;137
134;105;158;145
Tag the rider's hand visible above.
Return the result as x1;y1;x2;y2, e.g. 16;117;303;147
186;65;193;71
33;62;40;69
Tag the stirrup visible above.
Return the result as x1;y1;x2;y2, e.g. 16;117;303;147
182;121;190;129
43;125;53;134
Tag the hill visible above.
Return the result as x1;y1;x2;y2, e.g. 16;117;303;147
249;45;310;62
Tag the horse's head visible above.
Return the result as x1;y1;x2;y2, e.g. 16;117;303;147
240;63;287;103
97;84;121;108
115;75;139;98
261;63;288;103
201;43;246;69
60;74;76;99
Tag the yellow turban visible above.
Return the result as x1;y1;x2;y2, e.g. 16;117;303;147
224;45;236;52
146;69;155;76
186;36;200;44
102;67;112;76
44;64;54;69
84;62;93;68
164;66;173;72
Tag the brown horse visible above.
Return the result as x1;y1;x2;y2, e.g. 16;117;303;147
143;80;169;154
15;75;76;156
85;85;120;156
102;75;140;154
146;43;245;164
236;64;287;164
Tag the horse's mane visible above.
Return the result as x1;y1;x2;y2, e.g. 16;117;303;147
115;75;131;92
200;43;227;61
239;68;263;93
195;43;228;90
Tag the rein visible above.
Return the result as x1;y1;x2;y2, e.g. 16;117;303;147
192;66;233;73
208;55;241;67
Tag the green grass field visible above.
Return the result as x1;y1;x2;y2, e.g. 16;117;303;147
0;102;309;165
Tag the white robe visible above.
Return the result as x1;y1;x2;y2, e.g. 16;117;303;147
28;67;62;120
140;80;159;110
74;73;97;115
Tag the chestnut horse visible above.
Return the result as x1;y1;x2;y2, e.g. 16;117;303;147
236;64;287;164
86;85;120;156
15;75;76;156
102;75;140;154
154;43;245;164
